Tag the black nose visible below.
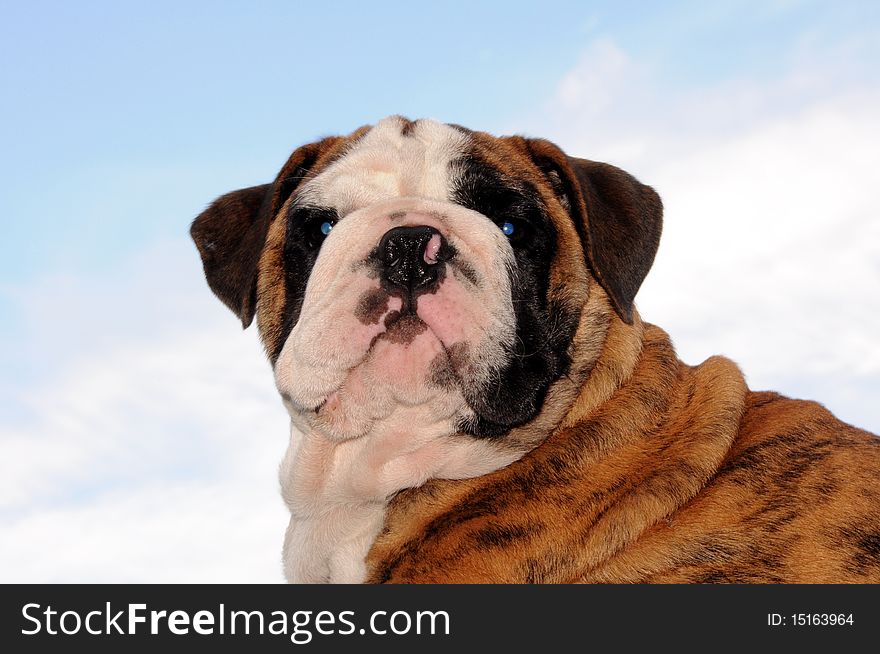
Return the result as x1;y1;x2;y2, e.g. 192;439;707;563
376;225;449;294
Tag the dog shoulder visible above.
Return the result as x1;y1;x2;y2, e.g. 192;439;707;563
709;390;880;580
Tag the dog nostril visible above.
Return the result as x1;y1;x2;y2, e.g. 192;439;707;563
382;239;401;267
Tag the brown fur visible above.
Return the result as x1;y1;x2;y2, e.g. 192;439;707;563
365;310;880;582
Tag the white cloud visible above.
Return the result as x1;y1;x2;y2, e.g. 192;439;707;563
1;479;287;583
0;241;290;582
512;36;880;433
555;39;633;115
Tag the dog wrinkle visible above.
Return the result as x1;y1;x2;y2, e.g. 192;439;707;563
281;401;523;582
365;323;756;583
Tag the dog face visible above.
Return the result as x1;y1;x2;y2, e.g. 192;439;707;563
191;116;663;444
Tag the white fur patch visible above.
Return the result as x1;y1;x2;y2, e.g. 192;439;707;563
274;117;525;583
298;116;468;213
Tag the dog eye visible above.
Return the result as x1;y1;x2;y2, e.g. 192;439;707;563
498;218;529;244
295;207;339;249
308;217;336;247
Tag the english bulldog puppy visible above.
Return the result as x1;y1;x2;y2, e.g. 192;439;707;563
191;116;880;583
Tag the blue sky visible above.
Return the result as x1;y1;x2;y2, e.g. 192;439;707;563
3;0;876;281
1;1;879;581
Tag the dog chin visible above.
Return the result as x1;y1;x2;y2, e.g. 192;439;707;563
300;317;471;441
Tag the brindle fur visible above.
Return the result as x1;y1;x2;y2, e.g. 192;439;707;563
366;313;880;583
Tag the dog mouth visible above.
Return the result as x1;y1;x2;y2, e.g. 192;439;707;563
314;390;340;417
310;311;461;420
291;272;485;422
310;314;427;413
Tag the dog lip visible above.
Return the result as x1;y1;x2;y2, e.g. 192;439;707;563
315;391;341;417
290;300;459;419
279;389;327;416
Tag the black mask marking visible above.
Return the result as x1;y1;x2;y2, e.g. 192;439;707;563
271;204;339;363
451;154;581;438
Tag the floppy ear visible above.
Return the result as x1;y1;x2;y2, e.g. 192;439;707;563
190;138;342;327
525;140;662;324
190;184;272;327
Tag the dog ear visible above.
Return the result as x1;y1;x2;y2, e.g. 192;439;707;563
190;184;273;327
190;138;341;327
524;139;663;324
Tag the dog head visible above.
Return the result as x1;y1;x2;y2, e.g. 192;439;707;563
191;116;662;443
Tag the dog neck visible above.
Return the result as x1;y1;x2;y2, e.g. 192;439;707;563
279;403;526;583
561;309;646;428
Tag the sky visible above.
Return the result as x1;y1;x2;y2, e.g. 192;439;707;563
1;0;878;582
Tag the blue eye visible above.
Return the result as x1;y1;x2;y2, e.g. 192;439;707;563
298;206;338;249
501;221;515;237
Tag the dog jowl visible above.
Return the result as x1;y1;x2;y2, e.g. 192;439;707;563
191;116;880;583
